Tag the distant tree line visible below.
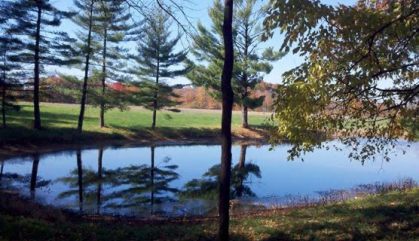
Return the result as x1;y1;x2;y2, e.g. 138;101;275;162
25;76;277;112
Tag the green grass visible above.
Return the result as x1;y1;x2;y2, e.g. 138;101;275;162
0;103;271;148
0;188;417;241
6;103;268;129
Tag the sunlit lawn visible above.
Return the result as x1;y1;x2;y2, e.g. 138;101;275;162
6;103;269;129
0;103;271;146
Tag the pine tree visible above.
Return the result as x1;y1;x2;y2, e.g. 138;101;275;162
93;0;132;128
7;0;78;130
0;34;25;129
73;0;98;133
188;0;285;128
0;1;24;128
131;8;189;129
234;0;285;127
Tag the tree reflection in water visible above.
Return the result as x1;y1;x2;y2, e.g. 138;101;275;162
0;154;50;200
56;149;121;213
56;147;180;215
181;145;261;200
106;146;180;214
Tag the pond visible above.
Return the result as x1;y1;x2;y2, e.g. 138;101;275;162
1;140;418;217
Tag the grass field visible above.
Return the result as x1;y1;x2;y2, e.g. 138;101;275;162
0;103;272;151
0;188;417;241
4;103;269;129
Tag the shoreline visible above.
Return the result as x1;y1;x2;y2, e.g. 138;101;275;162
0;133;269;161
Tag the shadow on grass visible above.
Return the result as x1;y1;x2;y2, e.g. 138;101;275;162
0;189;417;241
0;125;125;146
109;125;222;140
6;108;97;126
260;196;419;241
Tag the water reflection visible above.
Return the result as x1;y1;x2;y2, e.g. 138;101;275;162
1;142;418;217
55;146;180;214
105;146;179;214
0;160;4;182
182;145;261;199
0;154;51;200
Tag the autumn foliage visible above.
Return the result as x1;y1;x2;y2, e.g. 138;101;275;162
175;82;276;112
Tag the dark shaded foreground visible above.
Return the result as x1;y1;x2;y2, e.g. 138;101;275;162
0;188;417;241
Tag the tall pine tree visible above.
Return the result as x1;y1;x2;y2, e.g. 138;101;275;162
188;0;285;127
8;0;78;130
0;1;25;128
131;7;189;129
73;0;98;133
93;0;132;128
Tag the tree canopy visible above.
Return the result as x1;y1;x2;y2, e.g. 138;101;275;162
131;6;188;128
188;0;285;127
263;0;418;161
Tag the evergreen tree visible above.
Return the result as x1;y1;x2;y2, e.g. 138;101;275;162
73;0;98;133
93;0;132;128
7;0;78;130
0;2;25;128
131;8;189;129
187;0;285;127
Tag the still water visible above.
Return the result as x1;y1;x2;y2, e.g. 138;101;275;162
1;140;418;216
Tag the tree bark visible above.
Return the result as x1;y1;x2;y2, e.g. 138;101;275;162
33;2;42;130
77;0;94;133
100;29;107;128
77;150;83;212
241;105;248;128
152;48;160;129
30;154;40;200
97;148;103;214
218;0;235;240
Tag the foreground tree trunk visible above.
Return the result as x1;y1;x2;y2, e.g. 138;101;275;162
33;2;42;130
77;1;94;133
100;29;107;128
218;0;234;240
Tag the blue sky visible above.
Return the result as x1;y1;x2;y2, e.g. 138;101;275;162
49;0;358;85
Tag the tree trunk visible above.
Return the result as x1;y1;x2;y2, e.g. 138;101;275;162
152;100;157;129
218;0;235;240
1;85;5;128
152;49;160;129
33;2;42;130
77;1;94;133
241;105;248;128
76;150;83;212
97;148;103;214
100;29;107;128
30;154;40;200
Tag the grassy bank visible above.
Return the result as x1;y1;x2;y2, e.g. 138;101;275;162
0;188;417;241
0;103;271;158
